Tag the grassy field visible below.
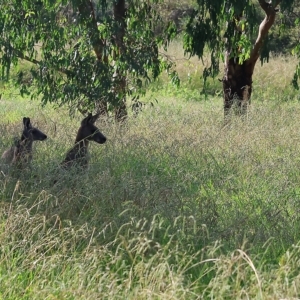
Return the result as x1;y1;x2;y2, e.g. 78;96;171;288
1;45;300;298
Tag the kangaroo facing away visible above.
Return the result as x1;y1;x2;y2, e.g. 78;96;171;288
61;113;106;169
1;117;47;168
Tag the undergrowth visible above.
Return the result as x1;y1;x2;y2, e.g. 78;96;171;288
1;48;300;298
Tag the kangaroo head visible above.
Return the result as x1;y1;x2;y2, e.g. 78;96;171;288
22;117;47;141
77;113;106;144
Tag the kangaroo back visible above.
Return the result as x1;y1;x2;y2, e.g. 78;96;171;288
61;113;106;169
1;117;47;168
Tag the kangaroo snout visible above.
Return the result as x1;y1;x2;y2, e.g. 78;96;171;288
95;134;106;144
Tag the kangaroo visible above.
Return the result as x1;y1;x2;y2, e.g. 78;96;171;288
61;113;106;169
1;117;47;168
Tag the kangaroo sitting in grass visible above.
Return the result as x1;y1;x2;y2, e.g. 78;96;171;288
61;113;106;169
1;117;47;168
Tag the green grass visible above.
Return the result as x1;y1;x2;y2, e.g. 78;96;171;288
2;49;300;298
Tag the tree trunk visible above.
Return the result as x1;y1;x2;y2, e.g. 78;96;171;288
78;0;109;117
223;56;253;118
222;0;281;119
113;0;127;122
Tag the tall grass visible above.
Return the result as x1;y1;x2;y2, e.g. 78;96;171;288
155;40;300;103
1;45;300;298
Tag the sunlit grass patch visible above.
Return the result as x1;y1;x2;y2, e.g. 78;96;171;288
2;43;300;298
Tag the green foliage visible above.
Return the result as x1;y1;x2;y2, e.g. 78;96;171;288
0;0;178;113
184;1;255;69
183;0;297;83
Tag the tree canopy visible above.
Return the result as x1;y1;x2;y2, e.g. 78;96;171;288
0;0;177;118
0;0;299;118
183;0;297;116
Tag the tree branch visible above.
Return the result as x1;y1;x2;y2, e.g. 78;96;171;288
14;49;75;77
77;0;107;63
247;0;282;69
16;1;107;76
15;50;40;65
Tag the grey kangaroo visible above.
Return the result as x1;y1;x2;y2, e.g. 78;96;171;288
1;117;47;168
61;113;106;169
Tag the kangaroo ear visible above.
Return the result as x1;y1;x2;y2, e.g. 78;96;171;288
23;117;31;128
81;113;93;125
90;113;100;124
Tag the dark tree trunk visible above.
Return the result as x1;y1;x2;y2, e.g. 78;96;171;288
78;0;128;121
223;57;253;117
113;0;127;122
222;0;281;119
78;0;109;117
